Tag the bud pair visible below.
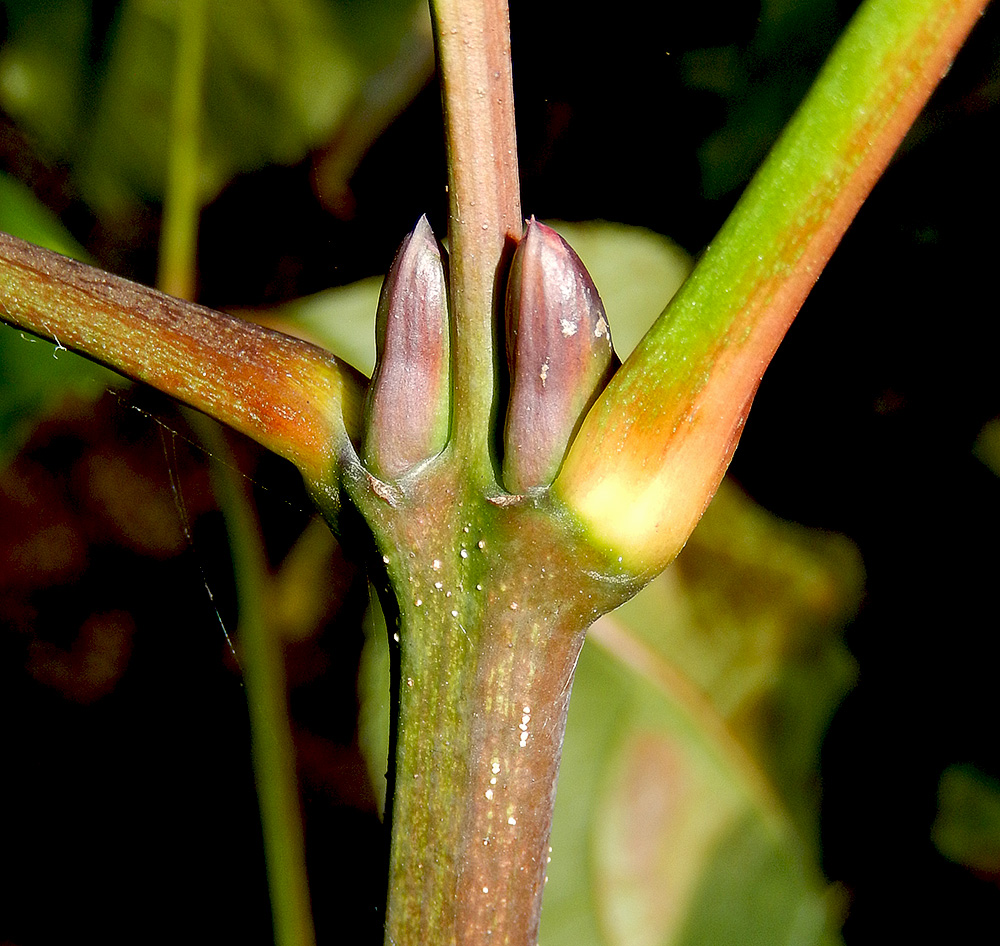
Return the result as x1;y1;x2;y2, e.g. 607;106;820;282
502;218;616;494
362;215;450;481
361;215;615;492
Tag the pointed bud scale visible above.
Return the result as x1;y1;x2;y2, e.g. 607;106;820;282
362;215;450;480
502;218;616;493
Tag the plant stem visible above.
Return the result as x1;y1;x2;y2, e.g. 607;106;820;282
430;0;521;480
370;5;588;941
158;0;208;301
555;0;990;576
366;474;628;946
0;232;365;493
193;415;316;946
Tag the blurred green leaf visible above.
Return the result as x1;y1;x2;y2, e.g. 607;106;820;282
681;0;842;200
640;483;862;840
541;480;861;946
933;764;1000;876
0;173;88;261
0;0;90;156
0;172;122;467
0;0;427;218
251;276;383;377
973;418;1000;478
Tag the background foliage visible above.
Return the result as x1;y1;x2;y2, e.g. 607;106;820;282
1;1;999;943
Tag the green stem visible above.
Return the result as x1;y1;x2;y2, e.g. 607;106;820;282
555;0;989;575
158;0;209;301
369;474;628;946
193;414;316;946
430;0;521;480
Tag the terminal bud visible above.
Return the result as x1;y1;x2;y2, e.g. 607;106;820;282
503;218;616;493
362;215;450;480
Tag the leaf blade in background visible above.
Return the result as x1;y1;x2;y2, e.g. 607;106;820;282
682;0;842;202
0;0;429;221
247;276;383;377
933;764;1000;879
0;0;90;157
541;480;861;946
973;418;1000;479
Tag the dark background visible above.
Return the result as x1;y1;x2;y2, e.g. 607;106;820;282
2;0;999;942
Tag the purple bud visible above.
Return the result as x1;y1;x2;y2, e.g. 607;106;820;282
362;215;450;480
503;218;616;493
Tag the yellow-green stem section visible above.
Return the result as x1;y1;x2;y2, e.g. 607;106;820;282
555;0;988;576
158;0;208;302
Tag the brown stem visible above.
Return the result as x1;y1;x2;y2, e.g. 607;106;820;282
0;232;364;491
431;0;521;476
